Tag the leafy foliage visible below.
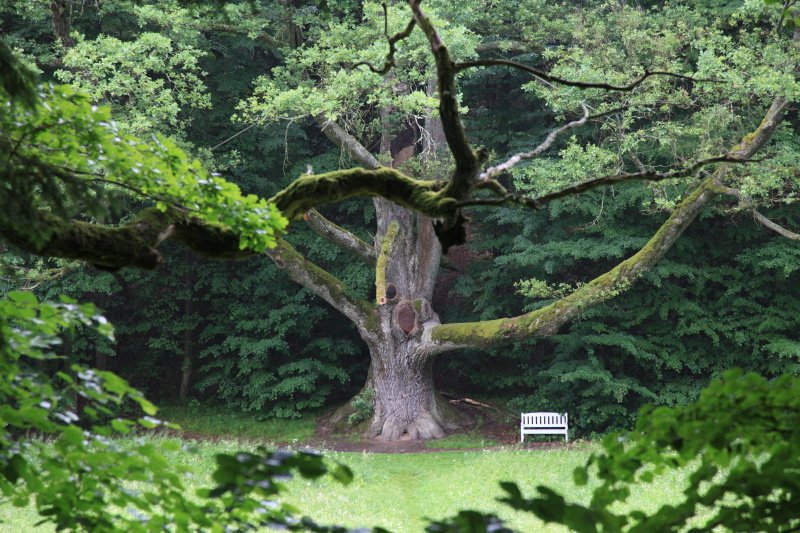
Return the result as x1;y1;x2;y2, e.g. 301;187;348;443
0;82;287;251
0;291;357;532
498;370;800;532
347;387;374;426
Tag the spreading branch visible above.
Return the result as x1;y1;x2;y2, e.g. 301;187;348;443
431;93;794;352
461;156;755;210
265;238;374;325
454;59;721;91
304;209;377;264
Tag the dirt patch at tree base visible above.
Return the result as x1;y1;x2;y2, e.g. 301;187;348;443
309;401;580;454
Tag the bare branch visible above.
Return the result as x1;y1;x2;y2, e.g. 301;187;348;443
304;209;377;264
480;104;590;181
459;156;755;210
454;59;722;91
752;210;800;241
715;184;800;241
315;115;380;169
353;6;416;75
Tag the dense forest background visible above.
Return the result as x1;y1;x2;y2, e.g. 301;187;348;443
2;0;799;436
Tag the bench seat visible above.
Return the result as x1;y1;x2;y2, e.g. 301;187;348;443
520;412;568;442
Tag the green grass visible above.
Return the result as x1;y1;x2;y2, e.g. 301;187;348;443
0;438;690;533
156;404;318;443
423;431;498;449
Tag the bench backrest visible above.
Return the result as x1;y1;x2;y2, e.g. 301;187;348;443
521;412;568;427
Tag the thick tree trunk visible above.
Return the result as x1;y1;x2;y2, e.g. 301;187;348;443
356;294;463;440
366;341;458;441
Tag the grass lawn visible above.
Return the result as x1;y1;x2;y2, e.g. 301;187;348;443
157;404;318;443
0;437;689;532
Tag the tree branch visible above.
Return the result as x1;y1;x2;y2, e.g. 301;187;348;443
315;115;380;169
479;104;590;181
265;237;374;325
432;178;720;350
408;0;481;198
454;59;721;91
751;210;800;241
304;209;376;265
0;207;251;270
2;203;375;323
269;166;448;221
431;94;794;352
460;156;754;210
353;7;416;75
715;185;800;241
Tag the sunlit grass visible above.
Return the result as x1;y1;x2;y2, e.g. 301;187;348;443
423;431;498;449
0;438;690;533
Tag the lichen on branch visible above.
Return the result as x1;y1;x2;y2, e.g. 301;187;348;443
375;221;399;305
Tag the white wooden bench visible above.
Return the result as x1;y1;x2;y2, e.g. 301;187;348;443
520;412;568;442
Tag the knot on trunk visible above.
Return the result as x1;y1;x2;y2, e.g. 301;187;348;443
392;298;434;336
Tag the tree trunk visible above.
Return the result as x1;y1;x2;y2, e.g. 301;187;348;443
179;271;193;401
357;295;463;441
366;341;457;441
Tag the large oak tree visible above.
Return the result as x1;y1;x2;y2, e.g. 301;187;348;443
2;0;798;440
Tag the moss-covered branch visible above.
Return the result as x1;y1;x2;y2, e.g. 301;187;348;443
266;237;375;325
432;178;718;349
431;93;794;352
0;207;252;270
304;209;376;265
408;0;480;198
268;166;452;220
